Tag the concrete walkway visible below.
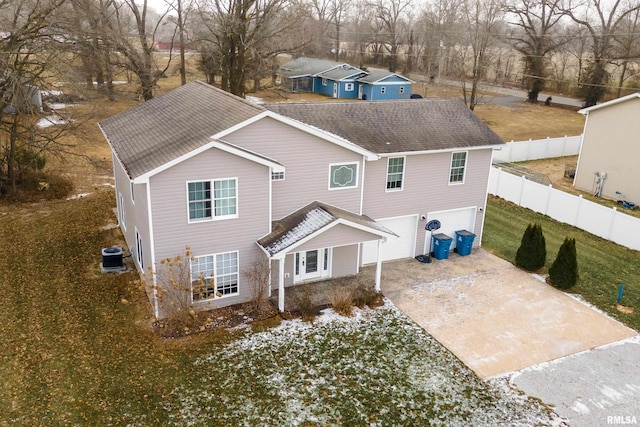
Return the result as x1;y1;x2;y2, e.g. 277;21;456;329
372;249;636;379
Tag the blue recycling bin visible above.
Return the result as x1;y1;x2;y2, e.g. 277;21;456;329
431;233;453;260
455;230;476;256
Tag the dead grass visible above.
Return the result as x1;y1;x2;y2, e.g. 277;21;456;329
473;103;585;141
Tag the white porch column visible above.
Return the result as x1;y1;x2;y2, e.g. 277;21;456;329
375;239;383;292
278;257;285;312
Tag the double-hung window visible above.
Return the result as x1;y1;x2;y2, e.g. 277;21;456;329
386;157;405;191
191;251;239;301
449;152;467;184
188;178;237;222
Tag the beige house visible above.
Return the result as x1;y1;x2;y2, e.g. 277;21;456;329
574;93;640;203
100;81;504;317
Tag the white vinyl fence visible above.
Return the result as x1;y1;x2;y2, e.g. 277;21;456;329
489;167;640;251
493;135;582;163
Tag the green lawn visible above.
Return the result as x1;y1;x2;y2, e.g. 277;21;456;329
0;190;558;425
484;195;640;331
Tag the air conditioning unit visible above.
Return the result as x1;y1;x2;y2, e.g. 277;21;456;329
101;246;125;272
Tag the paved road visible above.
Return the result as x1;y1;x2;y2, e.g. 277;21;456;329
434;78;584;108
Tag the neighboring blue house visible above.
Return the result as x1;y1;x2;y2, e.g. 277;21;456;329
280;57;413;100
357;69;413;101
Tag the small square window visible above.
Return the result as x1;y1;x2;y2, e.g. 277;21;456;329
380;87;386;94
400;86;405;94
345;83;354;91
272;171;285;181
322;78;327;86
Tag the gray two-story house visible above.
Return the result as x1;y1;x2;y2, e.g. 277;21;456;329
100;81;503;317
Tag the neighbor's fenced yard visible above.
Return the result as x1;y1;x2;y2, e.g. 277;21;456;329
489;167;640;251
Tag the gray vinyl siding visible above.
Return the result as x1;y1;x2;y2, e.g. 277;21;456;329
363;149;493;256
294;224;382;253
332;245;359;277
149;146;271;310
223;116;363;218
575;99;640;203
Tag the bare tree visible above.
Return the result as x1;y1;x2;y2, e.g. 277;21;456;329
505;0;567;103
196;0;308;96
563;0;640;106
611;7;640;97
370;0;413;72
459;0;503;110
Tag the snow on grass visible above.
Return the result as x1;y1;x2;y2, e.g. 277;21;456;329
165;301;561;426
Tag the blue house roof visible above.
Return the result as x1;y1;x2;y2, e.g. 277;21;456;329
357;68;414;84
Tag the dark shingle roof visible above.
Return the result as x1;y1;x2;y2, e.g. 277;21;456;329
280;57;346;78
357;68;412;83
318;68;365;81
257;201;397;256
99;81;264;179
266;99;504;153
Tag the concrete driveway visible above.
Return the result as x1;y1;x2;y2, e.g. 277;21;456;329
374;249;637;380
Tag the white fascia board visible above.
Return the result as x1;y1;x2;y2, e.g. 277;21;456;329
99;123;134;180
132;135;283;184
376;144;502;157
269;218;392;259
216;111;379;161
578;92;640;115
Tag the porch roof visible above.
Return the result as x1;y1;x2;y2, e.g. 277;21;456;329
257;201;397;258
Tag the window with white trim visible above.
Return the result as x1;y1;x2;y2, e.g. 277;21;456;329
118;192;126;228
386;157;405;190
380;86;386;94
322;78;327;86
449;151;467;184
187;179;237;222
191;251;239;301
135;229;143;269
271;171;285;181
329;162;358;189
400;86;405;94
345;83;354;91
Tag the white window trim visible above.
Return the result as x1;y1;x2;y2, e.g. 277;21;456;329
118;192;126;229
271;171;285;181
186;178;239;223
400;86;405;94
190;250;240;302
380;86;386;94
322;78;327;86
345;83;354;91
385;156;405;192
135;228;143;270
328;162;359;191
449;151;467;185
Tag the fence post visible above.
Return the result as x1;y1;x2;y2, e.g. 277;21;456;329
545;184;553;215
608;206;617;240
519;175;526;206
574;194;583;226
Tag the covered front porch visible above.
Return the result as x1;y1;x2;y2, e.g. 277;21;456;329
257;201;397;312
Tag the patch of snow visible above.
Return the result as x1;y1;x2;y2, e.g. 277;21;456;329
570;400;590;414
265;208;333;255
246;96;264;104
47;102;75;110
66;193;90;200
40;90;63;96
37;115;73;128
531;273;547;283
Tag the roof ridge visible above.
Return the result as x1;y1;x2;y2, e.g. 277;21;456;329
192;80;265;112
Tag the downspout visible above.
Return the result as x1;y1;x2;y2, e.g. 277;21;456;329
146;180;159;318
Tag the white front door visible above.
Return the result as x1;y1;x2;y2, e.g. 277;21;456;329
333;83;338;98
295;249;330;282
358;84;363;99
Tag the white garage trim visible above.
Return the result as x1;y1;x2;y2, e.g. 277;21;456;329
425;207;477;253
361;214;418;264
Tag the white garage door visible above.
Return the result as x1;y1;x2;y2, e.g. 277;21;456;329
426;207;477;251
361;215;418;264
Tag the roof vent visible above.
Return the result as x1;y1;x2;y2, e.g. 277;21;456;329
101;246;125;273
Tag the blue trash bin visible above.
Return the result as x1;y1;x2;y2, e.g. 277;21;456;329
432;233;453;260
455;230;476;256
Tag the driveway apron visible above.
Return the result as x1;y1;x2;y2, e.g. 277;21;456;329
376;249;637;380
